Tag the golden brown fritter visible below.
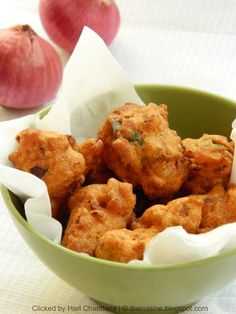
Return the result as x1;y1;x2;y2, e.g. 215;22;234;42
98;103;189;199
62;178;136;256
96;184;236;263
182;134;234;194
78;138;104;175
132;194;203;233
132;184;236;235
71;137;105;183
198;184;236;233
9;129;86;218
96;227;158;263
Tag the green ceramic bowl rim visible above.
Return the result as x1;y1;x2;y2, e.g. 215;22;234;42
2;84;236;271
135;83;236;106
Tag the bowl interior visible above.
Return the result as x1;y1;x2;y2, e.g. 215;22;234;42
3;84;236;248
136;84;236;138
3;85;236;311
4;84;236;244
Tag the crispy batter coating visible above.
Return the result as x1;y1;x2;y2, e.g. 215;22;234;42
198;184;236;232
62;178;136;255
132;184;236;235
96;228;158;263
78;138;104;175
182;134;233;194
9;129;86;218
132;194;203;233
98;103;189;199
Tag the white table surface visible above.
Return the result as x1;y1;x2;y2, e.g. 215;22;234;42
1;1;236;313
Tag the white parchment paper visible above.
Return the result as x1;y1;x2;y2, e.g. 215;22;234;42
1;27;236;265
129;224;236;266
36;27;144;140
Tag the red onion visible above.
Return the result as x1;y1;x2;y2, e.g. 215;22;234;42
0;25;63;109
39;0;120;53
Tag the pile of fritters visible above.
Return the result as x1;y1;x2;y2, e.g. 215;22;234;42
9;103;236;263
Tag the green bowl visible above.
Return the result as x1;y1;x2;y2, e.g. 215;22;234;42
2;85;236;314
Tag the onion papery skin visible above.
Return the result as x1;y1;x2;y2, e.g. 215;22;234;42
39;0;120;53
0;25;63;109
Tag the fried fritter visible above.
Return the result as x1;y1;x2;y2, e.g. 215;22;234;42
182;134;233;194
78;138;104;175
198;184;236;233
9;129;86;218
98;103;189;199
96;184;236;263
96;227;158;263
132;194;203;233
132;184;236;234
62;178;136;256
71;137;106;184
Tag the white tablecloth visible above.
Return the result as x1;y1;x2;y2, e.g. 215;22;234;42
1;1;236;313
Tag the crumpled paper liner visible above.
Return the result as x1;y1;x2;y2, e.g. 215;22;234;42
129;224;236;266
1;27;236;264
36;27;144;140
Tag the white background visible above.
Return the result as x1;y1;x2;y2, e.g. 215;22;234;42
0;1;236;313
